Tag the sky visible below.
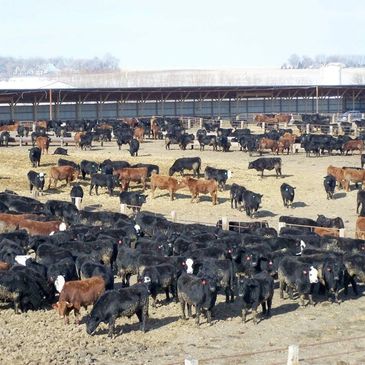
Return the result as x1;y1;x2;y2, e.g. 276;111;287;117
1;0;364;70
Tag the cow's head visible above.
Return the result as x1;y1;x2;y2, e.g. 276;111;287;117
54;275;65;293
309;266;319;284
185;258;194;274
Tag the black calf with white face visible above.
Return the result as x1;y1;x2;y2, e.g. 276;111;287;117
27;170;46;194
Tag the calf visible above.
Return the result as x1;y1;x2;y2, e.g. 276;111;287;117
361;153;365;169
177;270;218;325
343;140;363;155
237;271;274;324
327;165;345;189
278;256;319;306
357;190;365;216
151;174;185;200
316;214;344;229
80;160;99;180
198;135;217;151
80;261;114;290
248;157;282;178
342;168;365;192
141;263;177;307
35;136;50;155
280;183;295;208
113;167;148;191
323;175;336;199
29;147;41;168
204;166;232;191
58;158;80;171
258;137;278;155
242;190;263;217
89;173;120;196
27;171;46;195
169;157;201;178
230;183;246;209
120;191;147;212
53;147;68;155
183;177;218;205
53;276;105;324
86;283;149;337
129;138;140;156
70;184;84;206
48;166;79;189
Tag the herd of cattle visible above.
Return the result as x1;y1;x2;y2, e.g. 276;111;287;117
1;115;365;338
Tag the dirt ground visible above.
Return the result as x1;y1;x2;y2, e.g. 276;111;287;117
0;135;365;365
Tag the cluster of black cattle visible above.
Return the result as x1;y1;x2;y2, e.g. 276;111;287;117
1;190;365;337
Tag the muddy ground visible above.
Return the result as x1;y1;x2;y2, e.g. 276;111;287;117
0;134;365;365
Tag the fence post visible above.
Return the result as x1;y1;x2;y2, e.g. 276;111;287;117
240;120;244;129
74;197;82;210
221;216;229;230
187;119;191;129
61;137;64;147
32;122;36;132
185;355;198;365
329;125;333;135
219;119;223;128
332;114;336;123
348;114;352;124
199;118;203;129
120;204;127;214
171;211;177;223
262;122;266;132
19;137;22;147
278;222;286;233
306;124;310;134
339;228;345;238
287;345;299;365
362;113;365;120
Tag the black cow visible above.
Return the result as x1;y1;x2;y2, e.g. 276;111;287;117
280;183;295;208
230;183;246;209
357;190;365;216
80;261;114;290
316;214;344;229
361;154;365;169
45;200;79;225
29;147;41;168
237;271;274;324
58;158;80;171
169;157;201;177
177;269;218;325
53;148;68;155
86;283;149;337
279;216;318;228
119;191;147;213
80;160;100;180
27;171;46;194
204;166;232;191
47;257;77;284
80;132;93;150
343;253;365;296
141;263;177;307
198;135;217;151
129;138;140;157
70;184;84;205
248;157;282;178
0;131;10;147
278;256;319;306
323;175;336;200
89;174;120;196
242;190;263;217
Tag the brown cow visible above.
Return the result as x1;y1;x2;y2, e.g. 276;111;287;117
313;227;339;238
342;168;365;192
356;217;365;239
134;126;145;142
48;166;79;189
35;136;50;155
183;177;218;205
327;165;345;189
113;167;148;191
0;261;10;270
151;117;160;140
343;140;364;155
53;276;105;324
258;138;278;155
74;132;85;148
151;174;186;200
18;219;66;236
0;122;19;132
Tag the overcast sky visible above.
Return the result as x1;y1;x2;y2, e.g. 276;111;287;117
1;0;364;70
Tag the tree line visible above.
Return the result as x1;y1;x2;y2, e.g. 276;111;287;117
0;53;120;78
281;54;365;69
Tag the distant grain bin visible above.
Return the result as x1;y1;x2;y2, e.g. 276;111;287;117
320;63;343;85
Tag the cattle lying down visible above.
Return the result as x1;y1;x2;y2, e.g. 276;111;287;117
86;283;149;338
53;275;105;324
237;271;274;324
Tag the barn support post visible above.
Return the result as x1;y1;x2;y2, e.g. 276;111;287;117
287;344;299;365
49;89;53;120
9;102;15;121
